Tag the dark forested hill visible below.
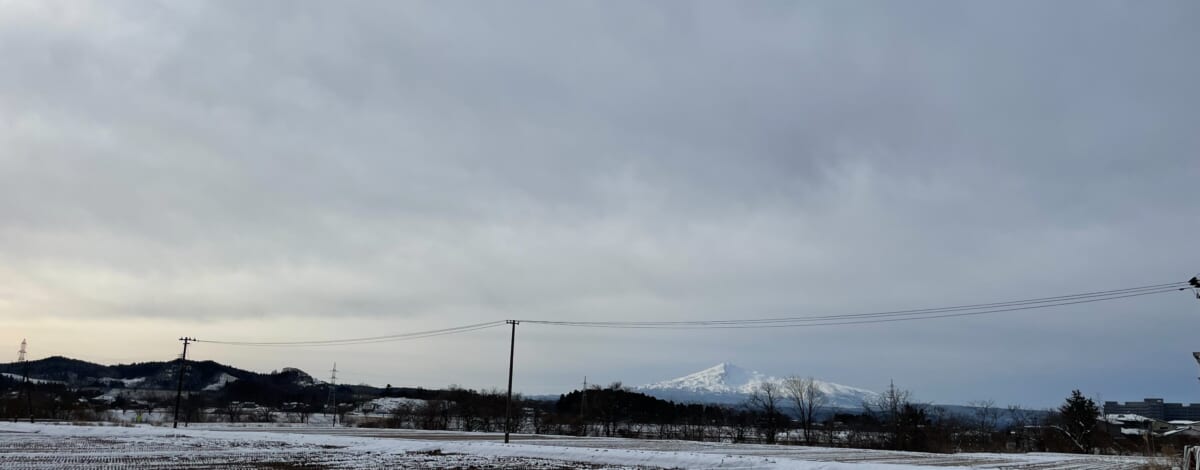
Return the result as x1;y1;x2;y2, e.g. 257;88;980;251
0;356;310;393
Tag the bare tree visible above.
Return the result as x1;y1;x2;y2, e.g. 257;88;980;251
281;402;306;424
256;405;277;423
1007;404;1031;451
336;401;355;426
968;399;999;450
220;401;245;423
388;402;414;429
748;381;785;444
866;381;909;425
864;381;912;450
784;376;827;446
136;400;157;423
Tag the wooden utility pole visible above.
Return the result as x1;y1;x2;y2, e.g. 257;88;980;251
504;320;519;443
173;337;194;429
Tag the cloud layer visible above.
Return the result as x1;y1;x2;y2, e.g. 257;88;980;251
1;1;1197;406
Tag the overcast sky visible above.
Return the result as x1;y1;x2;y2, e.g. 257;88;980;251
1;1;1198;407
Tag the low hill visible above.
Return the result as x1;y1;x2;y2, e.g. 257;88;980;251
0;356;309;394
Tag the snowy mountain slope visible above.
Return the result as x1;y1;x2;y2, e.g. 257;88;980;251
202;372;239;391
634;363;878;409
98;377;146;388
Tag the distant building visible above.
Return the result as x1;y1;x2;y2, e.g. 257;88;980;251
1103;398;1200;421
1103;413;1173;436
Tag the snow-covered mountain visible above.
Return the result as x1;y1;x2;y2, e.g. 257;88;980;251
634;363;878;409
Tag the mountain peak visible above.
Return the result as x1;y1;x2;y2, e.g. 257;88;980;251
635;363;879;408
693;363;753;384
702;362;741;375
640;363;769;394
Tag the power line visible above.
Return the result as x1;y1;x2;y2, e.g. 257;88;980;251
520;283;1188;329
522;287;1182;329
190;281;1189;343
526;282;1185;326
194;321;505;347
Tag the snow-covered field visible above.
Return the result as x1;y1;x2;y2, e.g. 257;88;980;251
0;423;649;469
0;422;1167;469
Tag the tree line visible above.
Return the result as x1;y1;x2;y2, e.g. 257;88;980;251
363;380;1194;456
3;371;1192;456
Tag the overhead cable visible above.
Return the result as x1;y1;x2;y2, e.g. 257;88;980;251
191;281;1190;342
194;321;506;347
520;283;1187;329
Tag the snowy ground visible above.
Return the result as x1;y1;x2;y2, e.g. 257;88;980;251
0;422;1168;469
0;423;652;469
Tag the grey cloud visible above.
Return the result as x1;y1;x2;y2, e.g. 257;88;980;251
0;0;1197;405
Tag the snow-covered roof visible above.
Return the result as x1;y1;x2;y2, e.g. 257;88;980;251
1105;413;1154;424
1165;427;1200;437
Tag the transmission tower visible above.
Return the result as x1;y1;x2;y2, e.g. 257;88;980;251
17;339;32;423
326;363;338;427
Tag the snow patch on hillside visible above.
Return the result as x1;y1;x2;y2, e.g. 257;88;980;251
203;373;239;391
98;377;147;388
361;397;427;414
1;372;64;385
